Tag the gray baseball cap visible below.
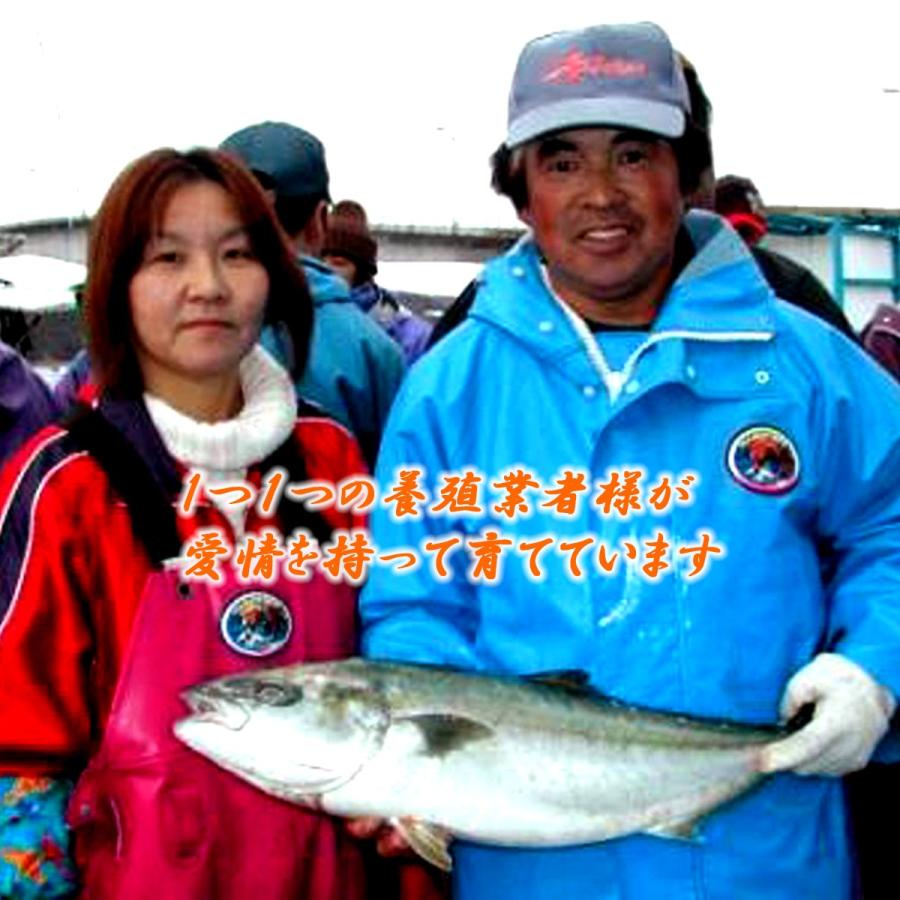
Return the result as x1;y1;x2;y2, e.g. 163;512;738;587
505;22;689;148
220;121;330;200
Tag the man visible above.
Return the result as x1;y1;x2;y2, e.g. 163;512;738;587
221;122;405;466
323;200;433;363
426;53;858;349
360;22;900;898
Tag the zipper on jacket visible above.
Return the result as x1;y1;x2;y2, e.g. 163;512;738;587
540;267;774;403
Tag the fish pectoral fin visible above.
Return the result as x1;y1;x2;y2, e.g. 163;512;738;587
392;817;453;872
645;817;704;842
397;714;494;758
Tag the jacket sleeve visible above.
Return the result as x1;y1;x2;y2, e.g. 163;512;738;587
360;387;482;670
296;415;370;532
813;336;900;700
0;434;97;896
0;433;96;773
351;328;406;469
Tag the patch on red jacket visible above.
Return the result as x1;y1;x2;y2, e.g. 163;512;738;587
220;591;292;657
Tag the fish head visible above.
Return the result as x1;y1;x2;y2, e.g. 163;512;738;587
174;666;390;801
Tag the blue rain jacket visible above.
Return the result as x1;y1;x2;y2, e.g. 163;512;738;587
361;211;900;899
264;256;405;466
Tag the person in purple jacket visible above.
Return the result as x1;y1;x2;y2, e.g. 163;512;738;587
0;340;58;467
323;201;433;364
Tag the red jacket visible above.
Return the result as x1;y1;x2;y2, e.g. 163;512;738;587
0;398;448;900
0;402;365;771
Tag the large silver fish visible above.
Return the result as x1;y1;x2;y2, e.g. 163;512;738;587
174;658;792;871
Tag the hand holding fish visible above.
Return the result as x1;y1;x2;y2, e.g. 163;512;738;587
759;653;895;776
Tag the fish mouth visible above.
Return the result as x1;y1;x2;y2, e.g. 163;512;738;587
181;689;250;731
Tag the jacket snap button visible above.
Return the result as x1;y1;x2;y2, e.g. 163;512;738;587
538;320;554;333
583;385;597;398
755;369;771;385
685;365;697;379
511;266;526;278
625;380;640;394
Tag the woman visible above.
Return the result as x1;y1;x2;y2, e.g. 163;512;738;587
0;148;369;898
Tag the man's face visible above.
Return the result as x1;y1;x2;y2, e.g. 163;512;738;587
519;127;684;322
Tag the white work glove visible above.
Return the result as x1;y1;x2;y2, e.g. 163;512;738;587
758;653;896;776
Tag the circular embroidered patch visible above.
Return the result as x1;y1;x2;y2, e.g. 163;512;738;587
727;425;800;495
220;591;292;657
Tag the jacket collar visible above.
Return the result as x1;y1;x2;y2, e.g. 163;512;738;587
471;211;777;401
97;395;182;498
299;255;353;307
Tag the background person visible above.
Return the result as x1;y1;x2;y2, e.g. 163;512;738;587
0;339;58;468
713;173;856;339
220;122;405;467
323;200;433;364
359;22;900;899
0;148;371;898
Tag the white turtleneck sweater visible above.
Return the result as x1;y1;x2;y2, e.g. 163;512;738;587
143;345;297;537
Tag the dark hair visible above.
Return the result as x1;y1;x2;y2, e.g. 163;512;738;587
274;192;328;237
86;148;311;398
678;53;714;177
714;175;764;215
490;118;710;213
678;54;712;134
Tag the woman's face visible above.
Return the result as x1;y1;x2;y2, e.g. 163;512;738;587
129;179;269;401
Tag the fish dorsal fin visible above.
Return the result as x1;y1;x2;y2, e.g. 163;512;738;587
525;669;591;690
397;713;494;758
524;669;620;702
523;670;633;707
391;817;453;871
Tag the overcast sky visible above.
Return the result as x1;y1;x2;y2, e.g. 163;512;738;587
2;0;899;229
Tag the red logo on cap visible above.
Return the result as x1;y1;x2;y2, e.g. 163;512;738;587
543;50;649;85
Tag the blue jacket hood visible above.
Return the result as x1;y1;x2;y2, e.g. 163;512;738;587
300;255;353;307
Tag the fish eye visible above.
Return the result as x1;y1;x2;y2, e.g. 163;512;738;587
254;681;301;706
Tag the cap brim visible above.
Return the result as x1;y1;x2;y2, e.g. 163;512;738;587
506;97;685;147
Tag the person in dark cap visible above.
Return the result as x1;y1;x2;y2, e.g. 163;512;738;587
357;21;900;899
221;121;405;466
323;201;433;364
